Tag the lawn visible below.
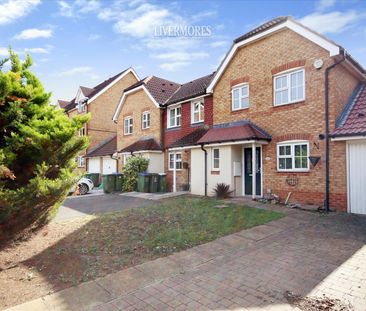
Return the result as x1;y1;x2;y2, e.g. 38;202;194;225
0;196;284;309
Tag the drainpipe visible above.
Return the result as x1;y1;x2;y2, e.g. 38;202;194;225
200;144;208;196
324;52;346;212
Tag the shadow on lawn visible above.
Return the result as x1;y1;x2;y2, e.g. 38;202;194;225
18;207;366;310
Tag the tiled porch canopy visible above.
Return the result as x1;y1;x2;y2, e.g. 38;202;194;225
197;121;271;145
84;135;117;158
120;138;162;153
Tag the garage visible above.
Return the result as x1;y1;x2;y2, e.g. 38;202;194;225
348;141;366;215
88;158;100;173
102;157;117;174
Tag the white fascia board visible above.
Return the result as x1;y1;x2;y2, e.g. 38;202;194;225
166;94;211;107
207;19;340;92
332;135;366;142
201;140;269;148
88;68;140;104
112;84;159;121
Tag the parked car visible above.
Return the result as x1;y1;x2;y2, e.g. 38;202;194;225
69;177;94;195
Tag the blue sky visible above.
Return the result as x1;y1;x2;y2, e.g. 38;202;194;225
0;0;365;104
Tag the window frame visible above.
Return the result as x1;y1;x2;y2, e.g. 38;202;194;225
273;68;305;106
191;100;204;124
231;83;250;111
77;101;86;113
167;105;182;128
78;127;86;137
212;148;220;171
142;111;150;129
77;156;85;168
277;140;309;172
168;152;183;171
124;116;133;135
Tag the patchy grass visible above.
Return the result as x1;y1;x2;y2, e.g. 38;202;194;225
0;196;283;309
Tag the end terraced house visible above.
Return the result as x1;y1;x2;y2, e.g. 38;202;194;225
61;16;366;215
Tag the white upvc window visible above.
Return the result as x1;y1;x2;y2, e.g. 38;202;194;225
124;116;133;135
77;101;86;113
277;141;309;172
191;100;204;124
168;105;181;128
232;83;249;111
78;127;86;137
142;111;150;129
77;156;85;167
274;68;305;106
168;152;182;170
212;148;220;170
123;154;132;165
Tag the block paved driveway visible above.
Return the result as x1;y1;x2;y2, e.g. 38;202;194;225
7;201;366;311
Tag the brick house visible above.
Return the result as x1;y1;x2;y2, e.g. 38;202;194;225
112;76;180;172
183;16;365;213
58;68;139;174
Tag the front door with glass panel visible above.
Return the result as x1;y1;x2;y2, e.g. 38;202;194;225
244;147;261;196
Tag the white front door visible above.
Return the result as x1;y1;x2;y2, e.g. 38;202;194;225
348;141;366;215
88;158;100;173
102;157;117;174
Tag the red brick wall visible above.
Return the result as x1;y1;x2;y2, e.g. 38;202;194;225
164;95;213;191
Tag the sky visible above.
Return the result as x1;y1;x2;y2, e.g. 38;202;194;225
0;0;365;104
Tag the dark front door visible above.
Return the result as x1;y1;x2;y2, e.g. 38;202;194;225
244;147;261;196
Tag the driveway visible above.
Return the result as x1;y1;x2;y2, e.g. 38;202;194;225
7;201;366;311
55;193;154;221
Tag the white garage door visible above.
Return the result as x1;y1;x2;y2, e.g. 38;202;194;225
102;157;117;174
88;158;100;173
349;141;366;215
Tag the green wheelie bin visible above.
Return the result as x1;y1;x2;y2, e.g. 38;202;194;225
102;174;116;193
150;173;159;193
158;173;167;192
137;173;151;192
114;173;124;192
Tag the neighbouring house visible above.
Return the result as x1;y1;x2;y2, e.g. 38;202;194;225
162;16;364;214
112;76;180;173
161;73;215;192
58;68;139;174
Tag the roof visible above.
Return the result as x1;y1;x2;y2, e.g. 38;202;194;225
124;76;180;105
120;138;162;153
333;84;366;137
84;135;117;158
59;68;132;112
234;16;288;43
168;128;208;149
165;73;215;106
197;121;271;145
58;100;70;109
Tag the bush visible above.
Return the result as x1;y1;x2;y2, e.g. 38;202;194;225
122;156;149;192
213;183;233;199
0;50;89;243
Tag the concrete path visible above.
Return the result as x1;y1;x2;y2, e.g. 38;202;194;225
7;201;366;311
55;194;154;221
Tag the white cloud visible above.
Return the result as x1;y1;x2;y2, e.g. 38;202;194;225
0;47;9;57
87;34;101;41
317;0;336;11
58;0;101;18
58;66;99;79
15;28;53;40
152;51;209;62
24;47;50;54
160;61;190;71
300;10;365;34
191;10;217;22
210;40;229;48
0;0;40;25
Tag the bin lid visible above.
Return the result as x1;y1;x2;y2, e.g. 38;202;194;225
158;173;167;176
138;172;152;176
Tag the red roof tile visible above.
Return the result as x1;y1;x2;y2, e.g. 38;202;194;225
168;128;208;148
85;135;117;158
334;84;366;137
197;121;271;144
120;138;162;153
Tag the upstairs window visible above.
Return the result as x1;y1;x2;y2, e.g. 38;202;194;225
232;84;249;111
77;101;86;113
168;106;181;128
124;116;133;135
142;111;150;129
191;101;204;124
277;141;309;172
274;69;305;106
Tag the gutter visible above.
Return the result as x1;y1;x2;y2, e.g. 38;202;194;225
200;144;208;196
324;52;346;212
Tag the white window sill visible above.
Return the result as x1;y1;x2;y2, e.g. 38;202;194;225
273;99;305;107
191;120;204;125
277;169;309;173
124;133;133;136
232;106;249;112
168;168;183;171
167;125;181;129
